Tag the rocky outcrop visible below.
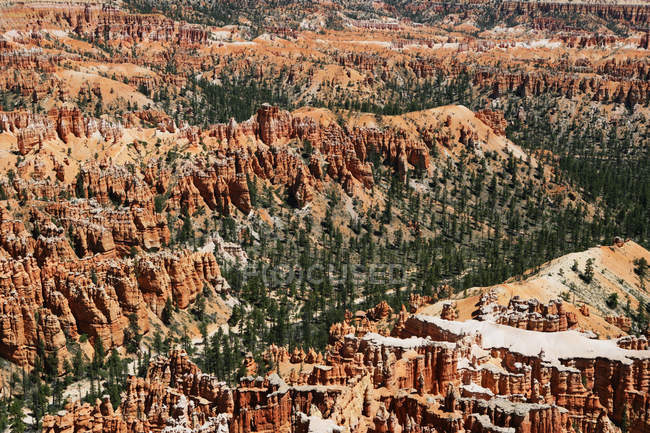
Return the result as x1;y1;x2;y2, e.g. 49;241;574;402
476;109;507;136
441;301;458;321
0;3;209;45
402;53;650;107
474;290;579;333
43;349;289;433
401;314;650;433
0;108;122;154
499;2;650;26
605;315;632;333
43;199;169;254
136;249;223;313
74;6;210;45
50;107;122;144
0;204;223;367
40;286;650;433
0;104;459;367
0;110;56;154
473;69;650;106
337;52;386;74
74;162;155;211
132;104;438;213
408;293;436;313
366;300;393;321
1;100;525;224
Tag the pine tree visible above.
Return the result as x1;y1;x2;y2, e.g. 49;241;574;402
125;313;142;353
177;209;194;244
29;382;47;431
582;258;594;284
162;297;174;325
104;350;125;408
75;171;86;198
620;404;629;433
152;330;164;355
9;398;26;433
192;295;206;321
91;337;106;376
634;257;648;287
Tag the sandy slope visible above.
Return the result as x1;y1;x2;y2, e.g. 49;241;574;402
419;240;650;338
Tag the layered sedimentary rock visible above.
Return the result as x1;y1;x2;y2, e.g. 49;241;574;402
50;107;122;145
476;109;507;136
0;203;223;367
43;349;289;433
0;102;508;368
605;315;632;333
0;3;209;45
46;297;650;433
136;249;222;313
43;199;169;254
132;104;439;214
7;102;434;222
400;314;650;433
1;110;57;154
0;108;122;154
475;290;579;332
499;2;650;26
473;69;650;106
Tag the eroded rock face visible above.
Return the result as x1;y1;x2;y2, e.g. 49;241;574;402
475;290;579;333
0;110;57;154
5;102;432;225
0;204;223;367
472;68;650;106
476;109;507;136
136;249;222;313
45;296;650;433
126;104;438;214
499;2;650;27
43;199;170;254
0;108;122;155
2;102;513;231
0;100;466;368
43;349;290;433
0;3;209;46
605;315;632;333
399;313;650;433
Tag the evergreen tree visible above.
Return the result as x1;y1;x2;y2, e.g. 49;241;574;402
582;258;594;284
162;297;174;325
9;398;26;433
104;350;126;409
125;313;142;354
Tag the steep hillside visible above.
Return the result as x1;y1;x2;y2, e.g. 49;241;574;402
0;0;649;432
0;102;588;367
419;239;650;338
41;279;650;433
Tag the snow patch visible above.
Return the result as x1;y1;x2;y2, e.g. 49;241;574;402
461;382;494;396
413;315;650;365
297;412;344;433
362;332;455;350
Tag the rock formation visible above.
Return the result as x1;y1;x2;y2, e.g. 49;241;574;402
0;2;649;432
1;108;122;155
43;298;650;433
476;109;507;136
0;204;224;367
474;290;579;333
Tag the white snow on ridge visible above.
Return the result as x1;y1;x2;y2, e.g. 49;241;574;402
515;39;562;49
413;315;650;365
297;412;343;433
362;332;455;350
461;382;494;396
